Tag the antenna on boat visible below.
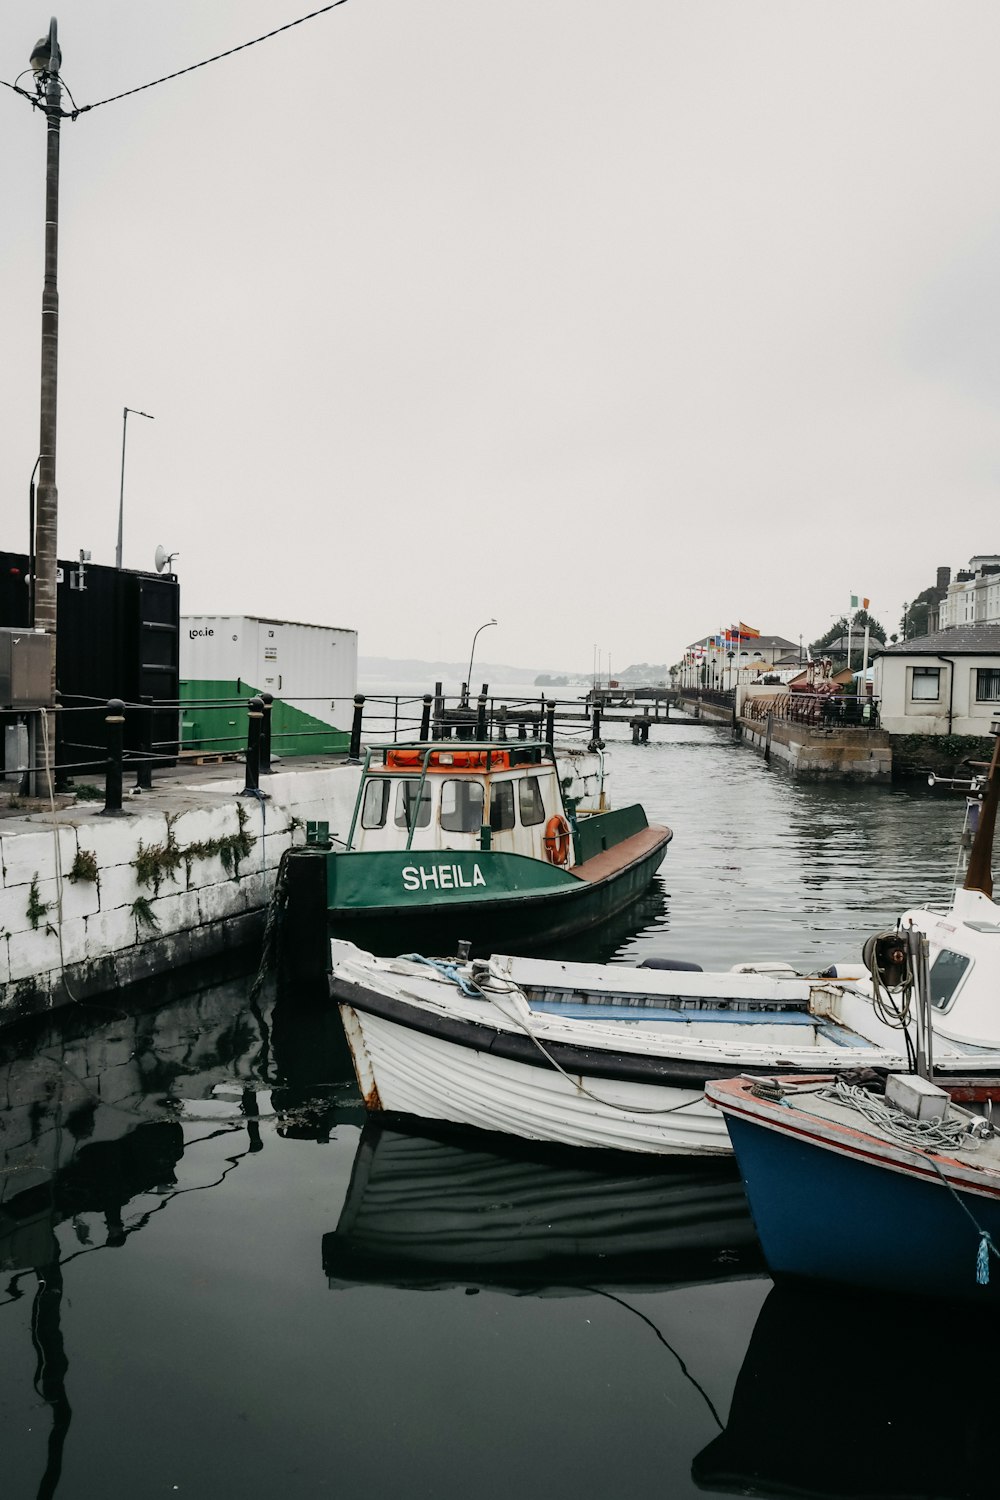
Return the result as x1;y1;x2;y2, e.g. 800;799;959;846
963;718;1000;899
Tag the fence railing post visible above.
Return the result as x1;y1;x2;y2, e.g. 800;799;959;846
589;706;603;750
476;695;488;740
103;699;125;815
545;700;556;746
419;694;432;741
259;691;273;773
432;681;444;738
348;694;365;763
242;697;264;794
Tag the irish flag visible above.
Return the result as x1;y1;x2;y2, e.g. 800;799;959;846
850;595;870;610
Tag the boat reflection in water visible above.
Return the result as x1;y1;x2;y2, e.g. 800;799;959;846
323;1116;764;1294
693;1281;998;1499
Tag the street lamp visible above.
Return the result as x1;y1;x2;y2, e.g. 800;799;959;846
116;407;155;568
466;618;497;698
31;17;63;701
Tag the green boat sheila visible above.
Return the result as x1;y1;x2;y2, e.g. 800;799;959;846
282;740;672;966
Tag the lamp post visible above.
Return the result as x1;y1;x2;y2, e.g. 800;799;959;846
116;407;155;569
466;618;497;700
31;17;62;701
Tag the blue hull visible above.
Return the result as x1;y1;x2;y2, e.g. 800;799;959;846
726;1113;1000;1304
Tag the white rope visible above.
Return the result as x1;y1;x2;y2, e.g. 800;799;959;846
816;1079;977;1153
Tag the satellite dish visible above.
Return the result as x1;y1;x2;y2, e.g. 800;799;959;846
154;544;178;573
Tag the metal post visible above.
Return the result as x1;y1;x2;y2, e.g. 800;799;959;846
259;691;273;773
103;698;125;815
135;694;153;790
589;706;602;751
348;693;365;763
32;20;62;711
419;694;432;741
545;700;555;746
116;407;154;570
476;694;488;740
497;704;508;741
242;697;264;794
432;681;443;738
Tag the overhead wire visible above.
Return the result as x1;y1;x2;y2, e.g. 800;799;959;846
0;0;349;118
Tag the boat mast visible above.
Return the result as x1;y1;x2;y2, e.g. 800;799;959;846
963;719;1000;899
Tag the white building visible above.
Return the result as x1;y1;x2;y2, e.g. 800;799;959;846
936;557;1000;630
873;626;1000;736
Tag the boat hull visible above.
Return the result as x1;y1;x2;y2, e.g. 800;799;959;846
717;1090;1000;1302
338;1001;731;1155
326;827;671;956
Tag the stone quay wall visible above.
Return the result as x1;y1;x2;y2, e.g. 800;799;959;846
0;765;362;1027
739;716;892;780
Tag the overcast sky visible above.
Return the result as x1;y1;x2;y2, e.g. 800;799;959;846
2;1;999;671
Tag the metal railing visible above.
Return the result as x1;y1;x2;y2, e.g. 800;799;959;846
741;693;880;729
1;683;610;816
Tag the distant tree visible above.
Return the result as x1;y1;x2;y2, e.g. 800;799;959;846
900;586;940;640
810;611;885;667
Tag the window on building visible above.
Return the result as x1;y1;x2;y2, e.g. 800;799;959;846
976;669;1000;703
440;778;485;833
910;667;940;701
489;781;516;831
393;779;432;829
360;779;390;829
517;775;546;826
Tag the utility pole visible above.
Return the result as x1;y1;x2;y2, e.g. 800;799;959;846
31;18;62;703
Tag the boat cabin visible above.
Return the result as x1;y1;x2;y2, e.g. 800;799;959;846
345;743;576;865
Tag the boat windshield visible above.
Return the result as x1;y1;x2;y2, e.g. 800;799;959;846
440;779;485;833
929;949;972;1010
393;779;432;830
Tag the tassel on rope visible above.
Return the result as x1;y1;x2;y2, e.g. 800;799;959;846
977;1232;991;1287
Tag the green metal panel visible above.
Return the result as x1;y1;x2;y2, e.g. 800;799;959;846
573;803;649;864
180;679;349;758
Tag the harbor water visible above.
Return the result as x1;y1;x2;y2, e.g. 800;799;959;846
1;721;986;1499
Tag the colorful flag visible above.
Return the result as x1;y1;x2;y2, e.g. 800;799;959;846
738;621;760;639
850;595;870;610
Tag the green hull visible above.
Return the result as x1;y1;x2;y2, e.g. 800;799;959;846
325;833;671;957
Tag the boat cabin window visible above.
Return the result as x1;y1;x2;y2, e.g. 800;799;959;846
518;775;546;826
393;779;432;830
360;779;390;829
489;781;515;832
929;949;971;1010
440;778;485;833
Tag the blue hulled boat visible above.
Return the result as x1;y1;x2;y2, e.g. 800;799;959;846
707;1071;1000;1303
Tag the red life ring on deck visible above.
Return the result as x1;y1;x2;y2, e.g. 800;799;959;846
544;814;571;866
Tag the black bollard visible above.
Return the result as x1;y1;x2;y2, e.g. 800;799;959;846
348;694;365;763
476;695;488;740
242;697;264;794
588;706;603;751
545;700;556;747
103;699;125;815
419;694;432;741
260;692;273;773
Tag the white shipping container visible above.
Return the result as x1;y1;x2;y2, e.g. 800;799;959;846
180;615;357;759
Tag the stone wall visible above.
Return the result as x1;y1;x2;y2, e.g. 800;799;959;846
740;717;892;780
0;765;362;1024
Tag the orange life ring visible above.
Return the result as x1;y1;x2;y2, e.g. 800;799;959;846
544;814;571;866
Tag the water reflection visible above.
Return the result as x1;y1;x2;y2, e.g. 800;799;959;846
0;966;357;1500
324;1117;764;1293
693;1280;999;1498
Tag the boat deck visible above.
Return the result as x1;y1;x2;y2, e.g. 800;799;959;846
571;823;672;883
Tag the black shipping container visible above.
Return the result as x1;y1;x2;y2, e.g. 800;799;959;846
0;551;180;783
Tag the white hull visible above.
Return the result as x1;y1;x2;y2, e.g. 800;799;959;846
340;1005;729;1156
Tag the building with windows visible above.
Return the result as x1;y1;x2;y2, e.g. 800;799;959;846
873;626;1000;735
930;557;1000;632
679;634;798;689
